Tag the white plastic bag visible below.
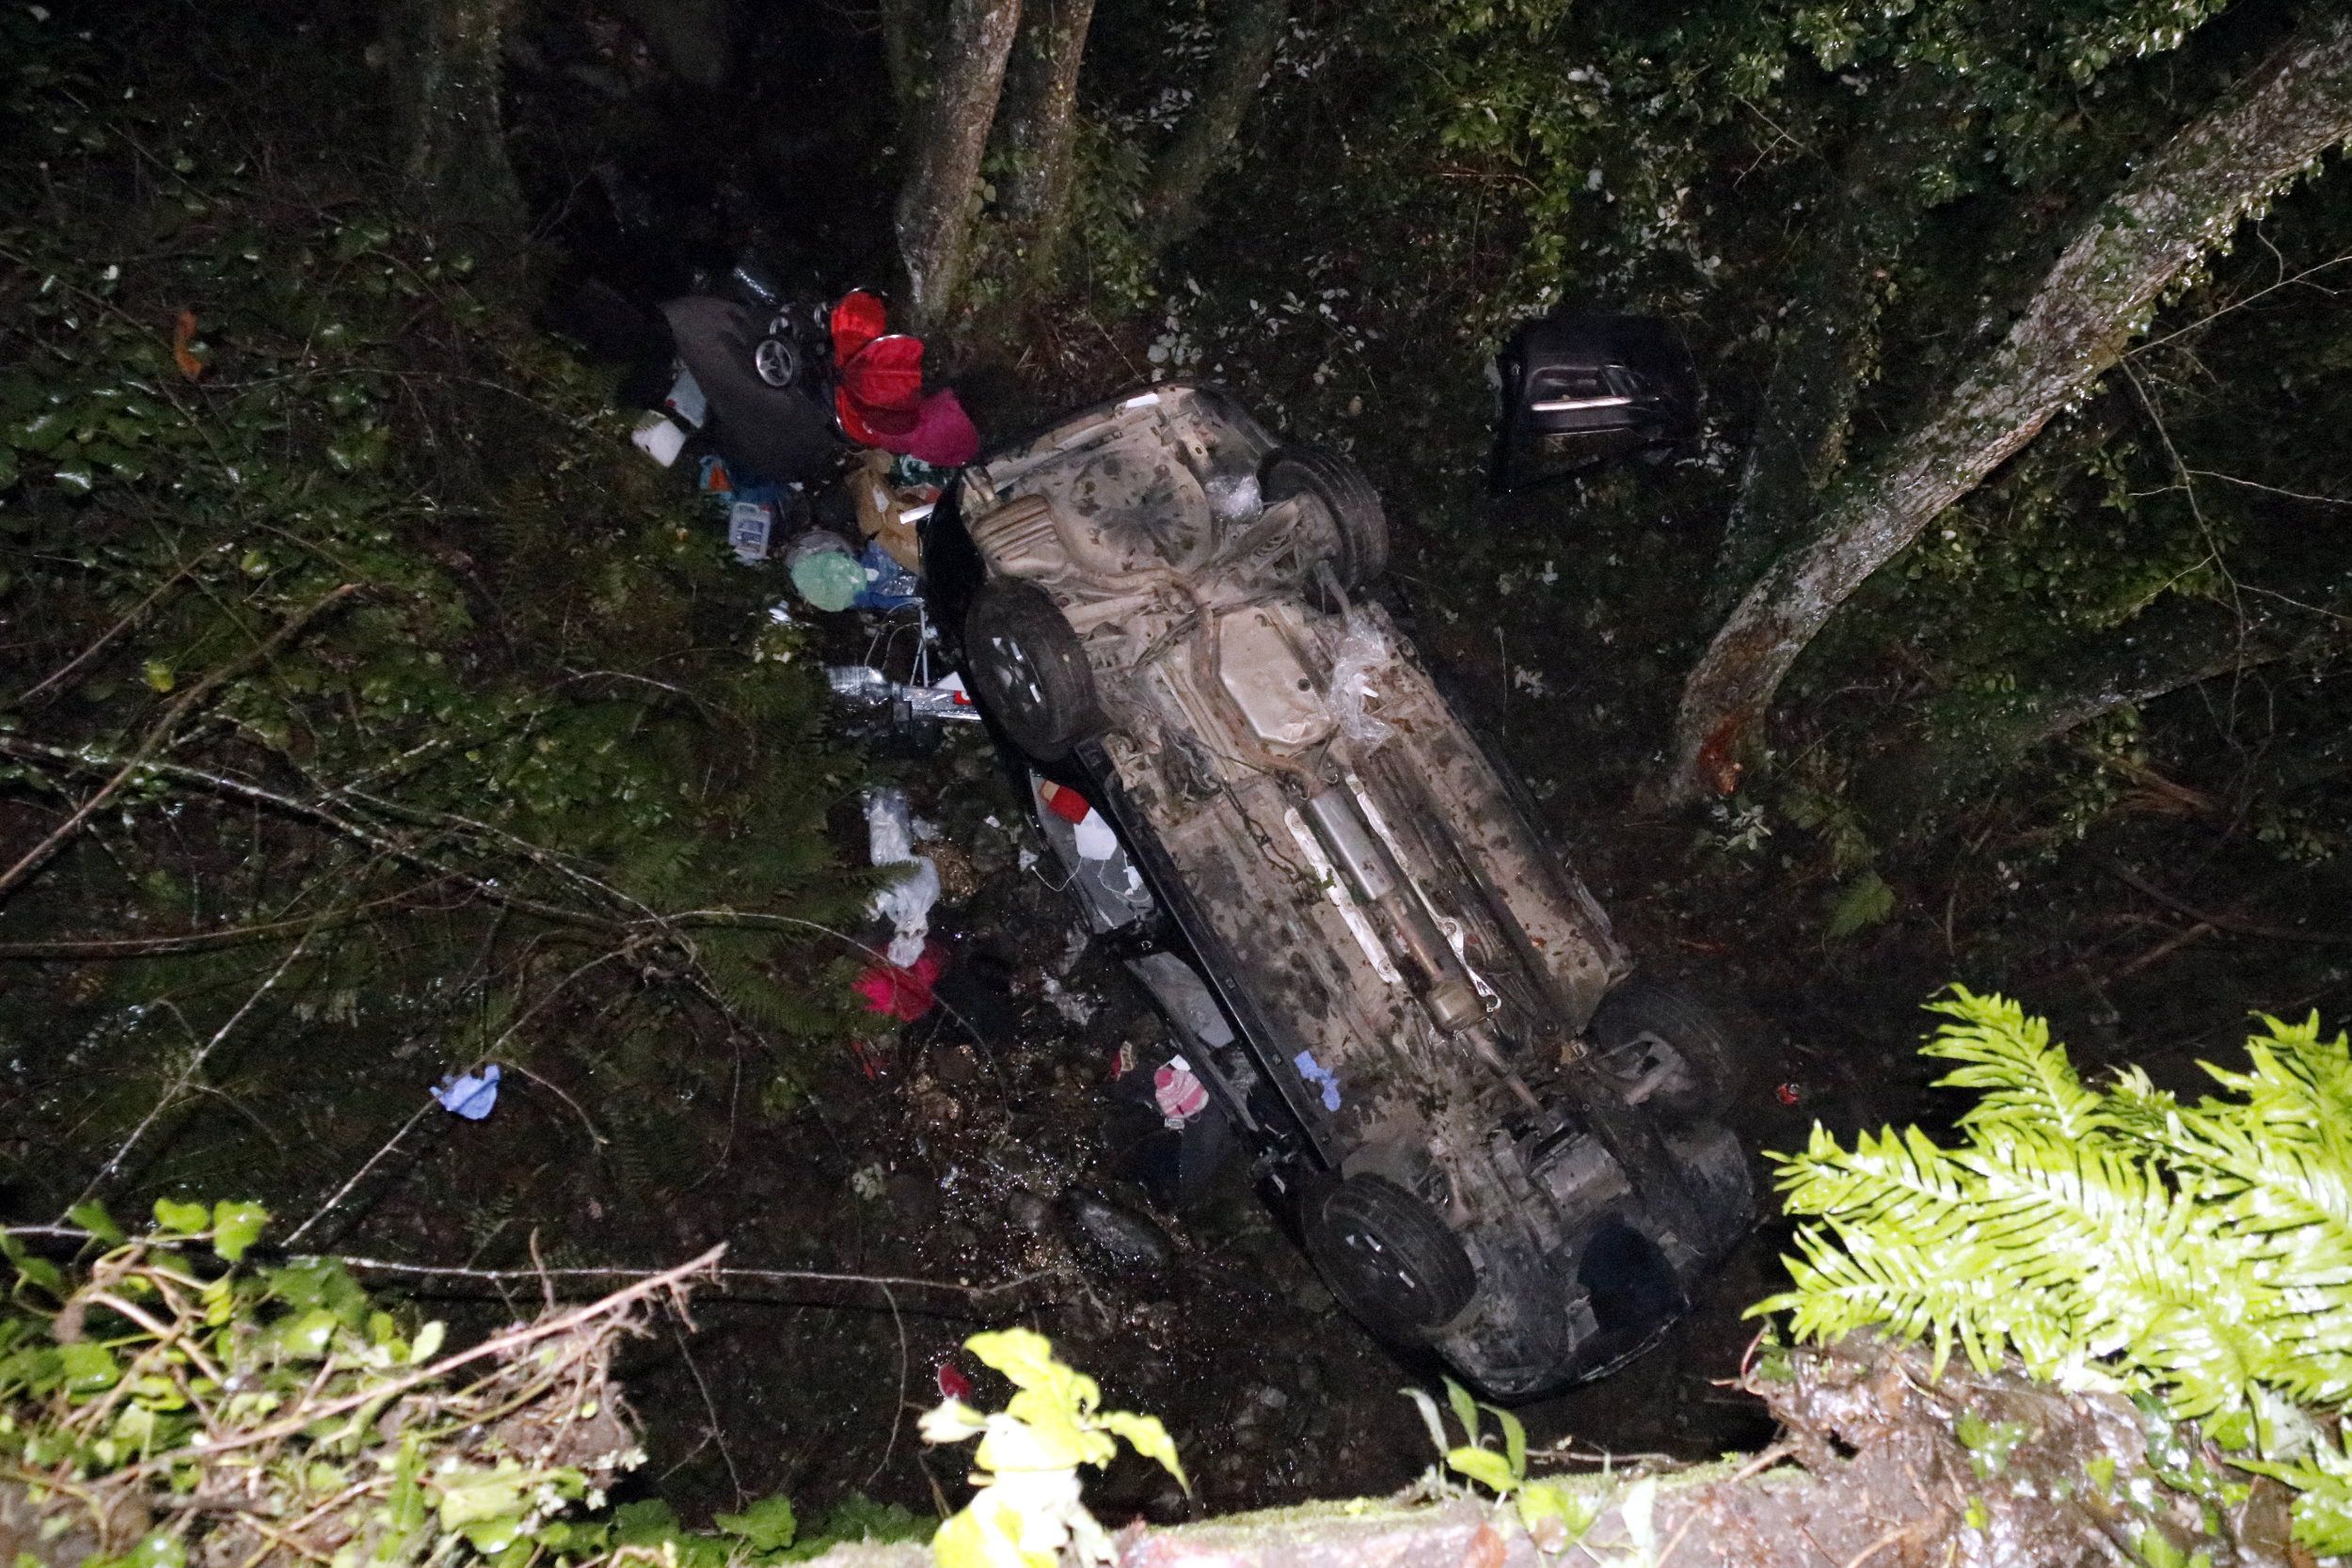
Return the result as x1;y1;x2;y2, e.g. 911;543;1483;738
1327;610;1395;749
865;787;941;966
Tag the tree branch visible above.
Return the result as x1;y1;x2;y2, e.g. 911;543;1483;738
1661;12;2352;804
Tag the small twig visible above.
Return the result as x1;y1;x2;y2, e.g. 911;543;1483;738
866;1283;908;1491
0;584;360;901
74;928;318;1207
13;554;208;707
333;1255;1041;1300
118;1244;724;1477
283;1101;437;1247
672;1320;747;1510
2109;861;2352;946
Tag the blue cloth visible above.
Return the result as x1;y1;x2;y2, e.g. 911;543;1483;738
1291;1050;1343;1112
433;1064;501;1120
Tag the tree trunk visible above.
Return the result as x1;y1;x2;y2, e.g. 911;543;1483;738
994;0;1098;293
1659;10;2352;806
1710;72;1971;605
1136;0;1286;254
893;0;1023;329
385;0;524;247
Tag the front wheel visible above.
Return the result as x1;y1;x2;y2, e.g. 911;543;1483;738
1586;977;1740;1124
1301;1175;1475;1340
962;578;1105;762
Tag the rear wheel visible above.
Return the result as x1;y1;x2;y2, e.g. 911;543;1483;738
1301;1175;1475;1339
963;578;1104;762
1261;445;1389;590
1587;978;1740;1123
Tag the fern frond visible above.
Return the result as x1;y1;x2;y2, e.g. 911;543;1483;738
1924;986;2115;1143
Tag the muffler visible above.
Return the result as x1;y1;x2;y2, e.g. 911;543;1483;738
1298;785;1485;1034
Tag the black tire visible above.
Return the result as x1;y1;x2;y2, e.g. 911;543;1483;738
964;578;1104;762
1302;1175;1475;1338
1261;445;1389;589
1587;977;1740;1124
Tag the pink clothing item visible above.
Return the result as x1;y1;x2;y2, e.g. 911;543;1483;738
896;388;979;467
851;940;945;1022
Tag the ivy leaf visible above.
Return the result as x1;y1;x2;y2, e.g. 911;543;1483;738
152;1197;210;1234
715;1495;799;1553
59;1340;121;1394
210;1200;266;1262
67;1200;124;1247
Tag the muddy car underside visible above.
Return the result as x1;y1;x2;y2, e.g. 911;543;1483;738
938;384;1751;1397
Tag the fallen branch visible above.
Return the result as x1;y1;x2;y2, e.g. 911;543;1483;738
2106;861;2352;947
0;584;360;901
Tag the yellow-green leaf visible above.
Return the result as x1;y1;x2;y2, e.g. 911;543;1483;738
1099;1409;1188;1491
211;1200;266;1262
152;1197;210;1234
1447;1445;1518;1495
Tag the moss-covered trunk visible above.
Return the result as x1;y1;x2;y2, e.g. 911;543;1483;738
993;0;1098;296
384;0;523;247
1136;0;1285;254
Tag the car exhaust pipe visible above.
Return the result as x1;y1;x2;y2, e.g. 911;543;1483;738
1298;785;1486;1034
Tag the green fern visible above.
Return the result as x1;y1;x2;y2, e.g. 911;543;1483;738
1754;987;2352;1547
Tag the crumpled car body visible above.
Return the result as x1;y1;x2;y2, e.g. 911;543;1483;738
928;383;1751;1398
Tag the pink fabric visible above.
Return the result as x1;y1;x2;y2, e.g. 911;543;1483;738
898;388;979;467
852;940;945;1022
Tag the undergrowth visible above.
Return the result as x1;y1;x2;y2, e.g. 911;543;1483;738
0;1205;929;1568
0;8;870;1233
1756;987;2352;1550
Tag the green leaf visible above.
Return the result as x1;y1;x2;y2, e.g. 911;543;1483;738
59;1340;121;1394
409;1320;446;1364
152;1198;209;1234
1486;1403;1527;1481
1099;1409;1188;1491
209;1200;266;1262
715;1495;798;1553
1447;1445;1518;1495
1443;1376;1480;1446
1825;870;1895;939
67;1201;124;1247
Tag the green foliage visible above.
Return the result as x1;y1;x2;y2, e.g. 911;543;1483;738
1754;988;2352;1548
919;1329;1184;1568
1399;1377;1605;1554
0;1207;928;1568
0;15;869;1227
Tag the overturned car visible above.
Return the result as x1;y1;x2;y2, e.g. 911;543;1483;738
928;351;1747;1399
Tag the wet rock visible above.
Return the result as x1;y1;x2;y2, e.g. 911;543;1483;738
1063;1189;1173;1271
1007;1188;1055;1235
